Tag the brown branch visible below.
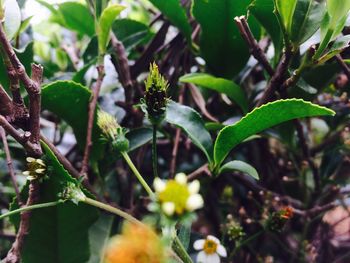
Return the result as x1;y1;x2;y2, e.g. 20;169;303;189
336;54;350;79
80;65;104;177
0;23;42;157
0;84;13;117
234;16;274;77
257;50;292;107
3;181;40;263
0;127;22;204
0;115;36;153
130;22;170;78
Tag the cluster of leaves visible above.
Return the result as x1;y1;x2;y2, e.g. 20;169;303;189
0;0;350;262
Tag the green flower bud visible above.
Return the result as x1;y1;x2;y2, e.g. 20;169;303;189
60;182;86;205
97;111;130;152
143;63;168;126
266;207;293;233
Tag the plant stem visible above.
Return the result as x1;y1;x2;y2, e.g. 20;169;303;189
121;151;154;197
0;201;62;220
83;197;142;226
152;124;159;178
172;235;193;263
231;229;264;257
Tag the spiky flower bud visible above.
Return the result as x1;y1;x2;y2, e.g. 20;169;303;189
143;63;168;125
97;111;129;152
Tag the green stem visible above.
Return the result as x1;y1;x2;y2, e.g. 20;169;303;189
313;29;334;61
84;197;142;225
172;235;193;263
121;151;154;197
0;201;63;220
152;124;158;178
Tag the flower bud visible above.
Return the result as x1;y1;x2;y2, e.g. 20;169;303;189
143;63;168;126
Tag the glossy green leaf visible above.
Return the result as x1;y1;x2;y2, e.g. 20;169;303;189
148;0;192;43
290;0;325;45
180;73;248;113
4;0;21;40
98;4;125;54
219;160;259;179
126;127;162;152
192;0;259;78
58;2;95;37
214;99;335;167
318;35;350;64
166;100;213;163
249;0;282;54
327;0;350;29
112;19;151;50
275;0;297;33
41;81;104;160
14;143;99;263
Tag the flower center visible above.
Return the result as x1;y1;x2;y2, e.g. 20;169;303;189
203;240;218;254
158;180;190;215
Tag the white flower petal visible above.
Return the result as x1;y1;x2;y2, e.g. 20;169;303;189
26;157;35;163
175;173;187;184
196;251;207;263
207;235;220;245
153;178;166;192
217;245;227;257
206;253;220;263
186;194;204;211
188;180;200;194
36;159;46;167
22;171;30;176
193;239;205;250
162;202;175;216
35;168;45;174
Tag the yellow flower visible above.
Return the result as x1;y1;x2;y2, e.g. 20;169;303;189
22;157;46;181
104;223;167;263
153;173;203;216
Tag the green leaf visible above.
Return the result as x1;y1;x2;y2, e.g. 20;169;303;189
327;0;350;29
4;0;21;40
275;0;297;33
87;214;113;263
41;81;104;161
214;99;335;167
58;2;95;37
249;0;282;54
98;4;125;54
178;224;191;251
192;0;260;78
126;127;162;152
148;0;192;43
218;160;259;179
290;0;325;45
180;73;248;113
318;35;350;64
16;143;99;263
112;19;151;50
165;100;213;163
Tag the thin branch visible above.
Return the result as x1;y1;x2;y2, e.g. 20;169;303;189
3;181;40;263
234;16;274;77
0;23;42;157
80;65;104;178
0;127;22;204
335;54;350;80
0;84;13;117
257;50;292;107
